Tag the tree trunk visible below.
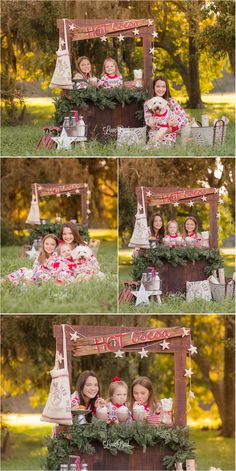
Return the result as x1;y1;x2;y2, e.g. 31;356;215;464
222;316;235;437
187;1;203;108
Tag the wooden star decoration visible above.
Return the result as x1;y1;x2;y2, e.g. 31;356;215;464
138;347;149;359
148;19;154;26
174;202;179;207
100;35;108;42
152;31;158;38
146;191;152;197
87;209;91;214
216;212;220;219
131;283;153;306
114;350;125;358
138;203;143;212
189;390;195;400
159;340;170;350
117;34;125;42
214;188;219;193
69;23;76;31
66;192;71;197
75;189;80;194
132;28;140;35
86;200;90;205
182;327;190;337
188;344;198;355
70;331;81;342
218;198;224;204
201;195;207;202
188;200;194;207
51;128;77;151
59;38;65;47
56;351;64;363
56;194;61;198
184;368;193;378
149;47;155;55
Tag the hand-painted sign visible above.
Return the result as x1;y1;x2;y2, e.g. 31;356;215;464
70;19;150;41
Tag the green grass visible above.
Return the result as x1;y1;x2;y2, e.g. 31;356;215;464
1;94;235;156
1;422;235;470
118;249;235;313
1;241;118;313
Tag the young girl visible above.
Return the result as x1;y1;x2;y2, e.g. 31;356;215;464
73;56;97;84
183;216;202;243
71;370;105;421
130;376;161;418
144;76;190;147
98;57;123;89
50;242;77;283
106;377;130;423
148;213;165;243
59;222;102;281
3;234;59;285
164;220;181;246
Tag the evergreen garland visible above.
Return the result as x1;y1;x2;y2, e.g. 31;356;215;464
44;421;195;470
28;223;89;244
54;88;148;125
133;246;224;280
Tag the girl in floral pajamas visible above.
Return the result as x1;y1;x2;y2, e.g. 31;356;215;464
144;75;190;147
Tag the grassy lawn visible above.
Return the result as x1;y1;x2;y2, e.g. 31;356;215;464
1;240;118;313
119;248;235;313
1;420;235;471
1;94;235;156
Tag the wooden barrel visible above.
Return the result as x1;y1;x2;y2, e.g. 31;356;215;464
73;102;144;141
156;260;208;294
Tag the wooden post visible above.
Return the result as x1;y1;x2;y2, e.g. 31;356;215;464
143;36;153;95
81;188;88;225
174;350;187;426
209;196;218;249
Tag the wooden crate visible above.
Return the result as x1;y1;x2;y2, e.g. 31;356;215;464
156;260;208;294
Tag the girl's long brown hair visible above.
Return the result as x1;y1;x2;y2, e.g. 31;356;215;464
130;376;157;414
153;76;171;100
149;213;165;241
76;370;100;420
38;234;58;263
183;216;198;239
59;222;86;249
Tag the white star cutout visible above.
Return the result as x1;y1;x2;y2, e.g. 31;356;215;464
86;200;90;205
56;351;64;363
216;212;220;219
75;189;80;194
184;368;193;378
131;283;153;306
69;23;76;31
59;38;65;47
85;184;88;188
148;19;154;26
38;186;42;190
146;191;152;197
218;198;223;204
214;188;219;193
159;340;170;350
188;344;198;355
174;202;179;207
56;194;61;198
51;127;77;151
114;350;125;358
138;347;149;359
201;195;207;202
87;189;91;194
152;31;158;38
182;327;190;337
117;34;125;42
87;209;91;214
188;200;194;207
66;192;71;197
132;28;140;36
149;47;155;55
138;203;143;212
26;246;38;259
70;332;81;342
189;390;195;400
100;35;108;42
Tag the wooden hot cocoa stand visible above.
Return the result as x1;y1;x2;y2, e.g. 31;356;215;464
52;324;192;471
55;18;155;140
132;186;220;295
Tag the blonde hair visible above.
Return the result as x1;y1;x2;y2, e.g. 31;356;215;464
102;57;120;76
166;219;178;236
58;242;71;255
130;376;157;414
108;380;128;402
38;234;58;263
